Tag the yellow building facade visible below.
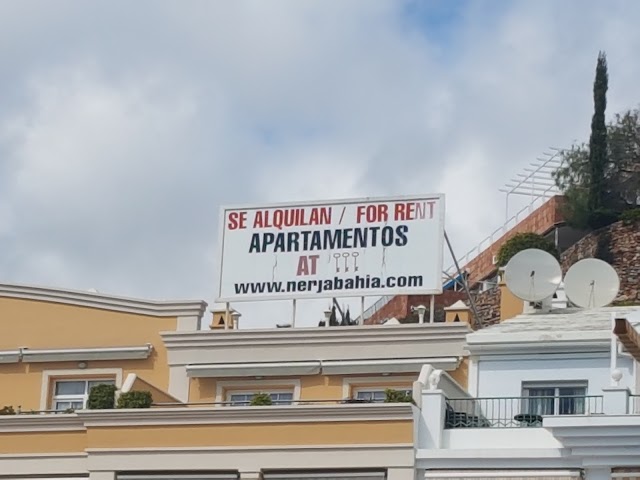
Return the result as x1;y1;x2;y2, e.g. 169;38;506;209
0;282;471;480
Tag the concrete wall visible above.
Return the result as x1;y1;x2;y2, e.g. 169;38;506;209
476;355;635;398
444;427;563;450
0;297;177;410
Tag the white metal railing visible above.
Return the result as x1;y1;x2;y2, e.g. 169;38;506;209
446;395;604;429
442;195;553;280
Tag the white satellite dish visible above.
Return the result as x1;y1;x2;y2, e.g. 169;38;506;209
504;248;562;302
564;258;620;308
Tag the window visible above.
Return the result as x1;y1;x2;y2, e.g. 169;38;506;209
52;379;116;411
522;383;587;416
227;391;293;406
118;474;239;480
354;388;411;403
262;472;386;480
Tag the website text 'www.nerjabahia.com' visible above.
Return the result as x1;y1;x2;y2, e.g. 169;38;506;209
233;274;424;295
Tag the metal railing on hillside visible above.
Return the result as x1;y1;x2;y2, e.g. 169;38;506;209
445;395;603;429
441;196;554;281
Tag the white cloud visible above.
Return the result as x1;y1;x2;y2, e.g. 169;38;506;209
0;0;639;327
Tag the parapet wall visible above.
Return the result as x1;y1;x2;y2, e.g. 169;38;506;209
365;291;466;325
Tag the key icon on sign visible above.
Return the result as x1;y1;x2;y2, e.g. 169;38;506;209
333;253;342;272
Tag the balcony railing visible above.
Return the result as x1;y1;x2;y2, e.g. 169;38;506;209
153;399;384;407
0;398;415;416
445;395;604;429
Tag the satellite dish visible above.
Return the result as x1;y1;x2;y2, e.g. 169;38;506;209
504;248;562;302
564;258;620;308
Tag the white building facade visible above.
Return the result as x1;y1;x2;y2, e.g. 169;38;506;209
415;306;640;480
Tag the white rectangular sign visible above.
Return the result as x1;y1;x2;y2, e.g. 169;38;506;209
216;194;445;302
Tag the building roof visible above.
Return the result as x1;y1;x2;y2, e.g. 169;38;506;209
0;282;208;318
466;306;640;355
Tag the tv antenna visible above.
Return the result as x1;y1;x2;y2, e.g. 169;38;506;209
504;248;562;302
564;258;620;308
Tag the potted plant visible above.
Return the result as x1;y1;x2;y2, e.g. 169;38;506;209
250;393;273;406
87;384;118;409
343;398;373;404
117;390;153;409
384;389;414;404
0;406;15;415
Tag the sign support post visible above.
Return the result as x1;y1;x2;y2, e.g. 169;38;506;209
292;299;297;327
444;230;480;325
429;294;435;323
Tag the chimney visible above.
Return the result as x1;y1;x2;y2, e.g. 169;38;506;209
498;270;524;322
209;308;237;330
521;296;553;315
552;282;568;309
444;300;471;324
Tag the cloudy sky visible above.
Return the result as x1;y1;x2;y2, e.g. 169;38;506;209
1;0;639;328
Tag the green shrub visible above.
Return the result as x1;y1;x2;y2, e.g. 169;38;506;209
497;232;559;267
587;208;620;230
87;384;117;410
117;390;153;409
250;393;273;406
0;406;15;415
620;208;640;224
344;398;373;404
384;389;413;403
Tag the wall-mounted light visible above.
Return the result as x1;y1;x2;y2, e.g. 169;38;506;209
78;361;87;369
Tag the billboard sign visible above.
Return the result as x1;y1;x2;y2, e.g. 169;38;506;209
216;194;445;302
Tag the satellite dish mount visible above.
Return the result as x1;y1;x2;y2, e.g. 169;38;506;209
504;248;563;313
564;258;620;309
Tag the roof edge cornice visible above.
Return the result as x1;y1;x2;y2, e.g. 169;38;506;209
77;404;414;426
161;323;472;347
0;283;207;318
466;339;610;356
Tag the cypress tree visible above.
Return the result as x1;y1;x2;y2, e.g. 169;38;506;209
587;51;609;226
